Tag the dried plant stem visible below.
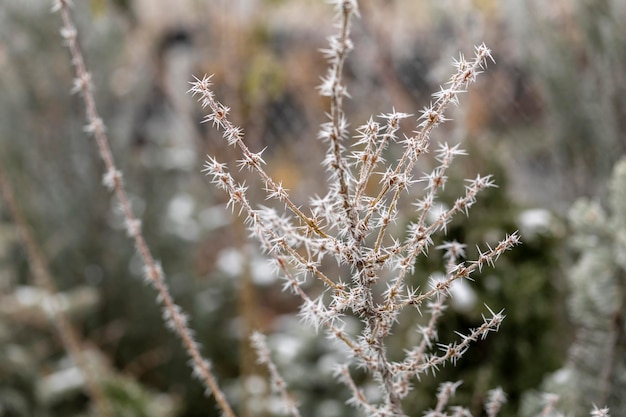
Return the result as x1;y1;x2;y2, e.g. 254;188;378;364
319;0;360;241
251;332;302;417
0;167;114;417
433;381;463;415
52;2;236;416
338;365;378;414
191;83;340;291
353;118;398;205
190;74;328;239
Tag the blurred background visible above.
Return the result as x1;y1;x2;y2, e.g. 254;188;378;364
0;0;625;416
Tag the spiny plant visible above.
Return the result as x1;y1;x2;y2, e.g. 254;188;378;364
189;1;519;415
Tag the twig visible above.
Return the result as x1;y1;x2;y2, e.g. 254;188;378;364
51;2;236;416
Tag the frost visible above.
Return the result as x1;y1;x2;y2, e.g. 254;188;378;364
166;193;199;241
449;278;477;312
167;193;195;223
217;248;244;278
518;208;553;239
36;366;85;402
199;205;231;231
251;256;278;285
272;333;303;363
244;374;268;395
